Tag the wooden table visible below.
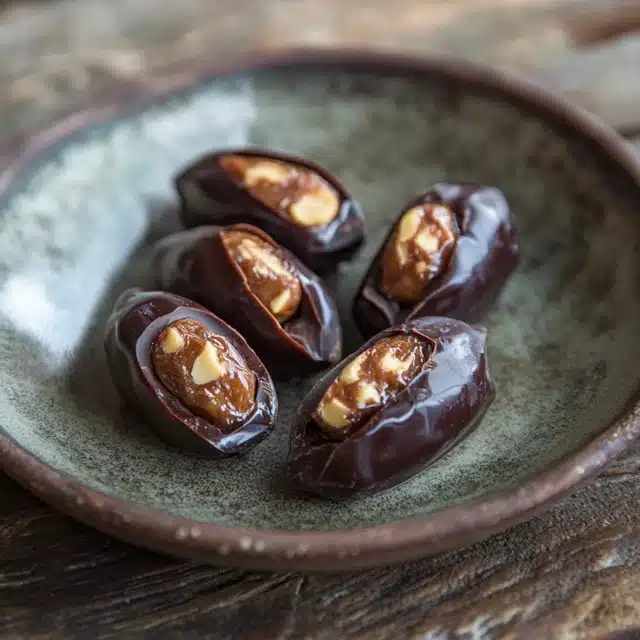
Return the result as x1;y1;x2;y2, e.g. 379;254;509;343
1;1;639;637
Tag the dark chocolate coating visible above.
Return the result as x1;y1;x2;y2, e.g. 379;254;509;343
175;147;365;272
353;184;519;339
287;316;494;498
153;224;342;378
104;289;278;457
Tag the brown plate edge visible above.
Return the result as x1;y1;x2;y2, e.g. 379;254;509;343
0;48;639;572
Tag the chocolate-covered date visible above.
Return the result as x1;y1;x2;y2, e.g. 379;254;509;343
153;224;342;377
287;316;494;498
353;184;519;339
175;148;365;272
104;289;277;457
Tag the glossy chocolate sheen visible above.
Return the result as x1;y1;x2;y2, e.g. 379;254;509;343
353;184;519;339
104;289;278;457
153;224;342;377
287;317;494;498
175;147;365;272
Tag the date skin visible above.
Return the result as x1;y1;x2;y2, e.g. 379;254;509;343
353;184;519;339
153;224;342;378
175;147;365;272
104;289;278;458
287;316;494;498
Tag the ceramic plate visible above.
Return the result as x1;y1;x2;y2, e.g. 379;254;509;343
1;50;639;571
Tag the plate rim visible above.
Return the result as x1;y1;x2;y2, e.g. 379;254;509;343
1;47;639;571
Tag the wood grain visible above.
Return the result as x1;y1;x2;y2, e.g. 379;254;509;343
1;441;638;638
2;0;640;136
1;1;639;638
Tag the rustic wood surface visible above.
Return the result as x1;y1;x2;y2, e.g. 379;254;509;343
1;1;639;638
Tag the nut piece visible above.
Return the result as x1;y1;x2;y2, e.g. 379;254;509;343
414;230;440;254
269;289;292;316
397;207;422;243
379;204;458;303
313;334;429;439
151;318;256;428
379;351;412;377
161;327;185;354
339;353;364;384
289;188;340;228
244;161;289;187
221;230;302;324
356;383;381;407
191;341;227;385
318;398;351;429
219;154;340;228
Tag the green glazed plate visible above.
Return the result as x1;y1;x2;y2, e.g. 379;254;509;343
0;50;639;571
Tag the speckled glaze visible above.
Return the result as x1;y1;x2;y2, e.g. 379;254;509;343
0;50;639;571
